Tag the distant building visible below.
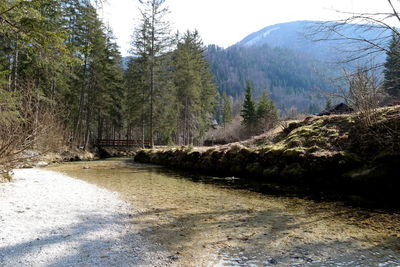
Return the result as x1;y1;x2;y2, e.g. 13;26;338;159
318;103;354;116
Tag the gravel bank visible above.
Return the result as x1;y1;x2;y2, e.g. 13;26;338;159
0;169;168;267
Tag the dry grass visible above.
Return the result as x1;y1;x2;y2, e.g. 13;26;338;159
172;105;400;160
204;116;246;145
205;115;282;146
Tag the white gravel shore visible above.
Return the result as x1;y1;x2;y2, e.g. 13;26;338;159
0;168;167;267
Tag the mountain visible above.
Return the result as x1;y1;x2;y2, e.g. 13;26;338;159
122;21;390;114
235;20;388;63
206;20;389;113
236;21;326;57
206;44;335;113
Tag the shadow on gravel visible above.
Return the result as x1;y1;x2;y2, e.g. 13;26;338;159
127;207;400;266
0;212;155;267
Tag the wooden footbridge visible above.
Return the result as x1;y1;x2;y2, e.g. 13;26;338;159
96;139;151;148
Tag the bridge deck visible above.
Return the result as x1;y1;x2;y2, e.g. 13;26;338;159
97;139;150;147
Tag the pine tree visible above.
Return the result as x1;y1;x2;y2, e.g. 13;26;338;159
222;92;232;128
0;0;127;154
0;0;72;93
153;59;177;144
131;0;172;147
68;1;108;147
256;91;278;130
96;28;125;141
383;33;400;99
59;1;126;147
172;30;216;145
214;93;223;124
124;57;149;147
241;81;257;128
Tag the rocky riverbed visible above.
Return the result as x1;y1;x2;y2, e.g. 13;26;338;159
48;159;400;266
1;160;400;266
0;168;169;267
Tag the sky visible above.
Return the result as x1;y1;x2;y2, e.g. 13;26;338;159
99;0;394;56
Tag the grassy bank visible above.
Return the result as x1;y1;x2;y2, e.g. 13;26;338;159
135;106;400;207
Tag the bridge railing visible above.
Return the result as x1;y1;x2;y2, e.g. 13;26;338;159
96;139;151;147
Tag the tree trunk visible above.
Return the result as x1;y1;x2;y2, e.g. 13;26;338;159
83;104;91;150
74;55;88;146
13;42;19;91
150;66;154;147
97;116;103;141
8;56;12;91
141;89;145;148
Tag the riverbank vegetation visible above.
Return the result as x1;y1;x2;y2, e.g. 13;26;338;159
1;0;126;175
135;105;400;207
0;0;218;175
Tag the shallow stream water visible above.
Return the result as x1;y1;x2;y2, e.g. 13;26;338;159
49;158;400;266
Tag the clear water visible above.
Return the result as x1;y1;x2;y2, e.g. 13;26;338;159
49;158;400;266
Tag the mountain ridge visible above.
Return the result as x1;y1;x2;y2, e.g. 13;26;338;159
233;20;388;63
204;20;389;113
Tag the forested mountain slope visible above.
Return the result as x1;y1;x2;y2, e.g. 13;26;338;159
205;20;388;113
206;44;335;113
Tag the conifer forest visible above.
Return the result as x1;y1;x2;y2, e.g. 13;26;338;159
0;0;218;153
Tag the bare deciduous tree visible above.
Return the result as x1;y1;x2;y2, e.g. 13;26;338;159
347;67;387;126
308;0;400;67
0;81;61;179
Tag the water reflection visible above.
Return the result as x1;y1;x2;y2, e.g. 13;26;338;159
49;159;400;266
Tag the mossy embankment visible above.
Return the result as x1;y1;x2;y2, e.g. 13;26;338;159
135;106;400;207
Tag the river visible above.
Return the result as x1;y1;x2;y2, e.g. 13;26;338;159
44;158;400;266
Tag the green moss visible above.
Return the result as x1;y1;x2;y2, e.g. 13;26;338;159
284;122;302;133
188;149;201;155
205;148;216;153
283;148;306;158
235;148;255;162
263;166;279;177
264;143;285;153
306;145;320;153
286;138;303;148
275;119;348;153
230;165;243;174
246;162;263;176
228;144;245;154
183;145;194;152
281;163;306;177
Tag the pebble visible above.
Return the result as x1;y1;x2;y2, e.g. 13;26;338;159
0;169;168;267
268;258;278;264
